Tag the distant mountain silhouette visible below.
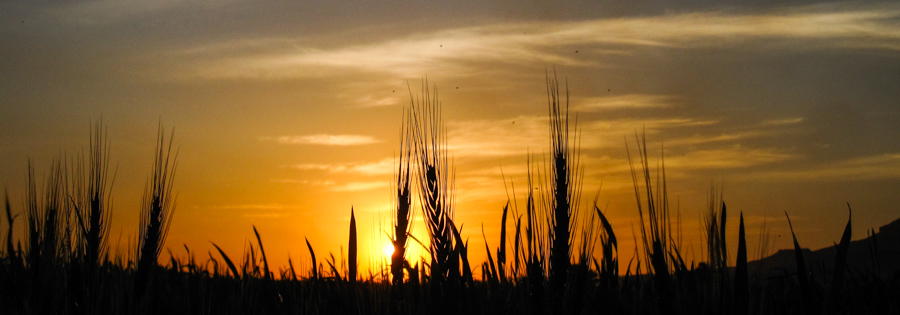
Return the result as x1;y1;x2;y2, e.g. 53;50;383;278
748;217;900;278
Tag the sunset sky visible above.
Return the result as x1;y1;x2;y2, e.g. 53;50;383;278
2;0;899;275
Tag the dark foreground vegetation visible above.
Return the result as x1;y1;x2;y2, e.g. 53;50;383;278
2;77;899;315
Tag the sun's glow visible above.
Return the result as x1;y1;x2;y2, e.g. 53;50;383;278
383;244;395;258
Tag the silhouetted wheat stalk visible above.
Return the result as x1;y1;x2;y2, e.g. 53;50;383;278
755;215;773;261
135;125;177;296
2;79;898;315
540;72;585;314
546;72;578;294
22;156;70;314
702;188;730;311
25;162;39;269
26;157;68;272
704;189;727;272
626;131;675;311
523;155;546;311
70;121;115;270
409;80;459;287
391;107;413;287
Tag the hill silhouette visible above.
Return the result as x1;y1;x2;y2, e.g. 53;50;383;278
749;217;900;278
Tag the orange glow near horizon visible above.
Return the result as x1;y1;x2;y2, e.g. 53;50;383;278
383;244;396;258
2;1;900;281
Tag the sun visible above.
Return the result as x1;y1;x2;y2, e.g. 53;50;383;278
383;243;395;258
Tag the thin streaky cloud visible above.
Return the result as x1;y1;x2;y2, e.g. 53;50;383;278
665;130;769;147
178;2;900;79
354;93;402;108
287;164;332;171
211;203;291;210
762;117;805;126
331;181;389;192
45;0;206;26
740;153;900;181
274;134;381;146
575;94;677;111
289;157;396;176
269;178;386;192
446;116;547;158
664;145;797;169
270;179;336;186
445;116;722;158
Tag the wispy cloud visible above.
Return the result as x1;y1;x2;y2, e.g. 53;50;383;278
289;157;396;175
576;94;677;111
446;116;547;158
352;93;402;107
270;134;381;146
665;145;797;169
762;117;804;126
741;153;900;181
45;0;204;26
270;179;336;186
445;116;721;158
200;203;299;219
331;181;388;192
665;130;768;147
179;3;900;79
270;178;387;192
582;118;720;133
211;203;292;210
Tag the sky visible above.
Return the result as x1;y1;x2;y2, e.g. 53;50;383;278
1;0;899;276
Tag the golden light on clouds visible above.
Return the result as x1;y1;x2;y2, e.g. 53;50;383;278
167;3;900;82
274;134;381;146
2;0;900;276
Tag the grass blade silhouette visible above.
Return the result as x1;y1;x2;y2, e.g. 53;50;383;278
595;203;618;294
785;212;817;314
305;237;318;280
595;204;617;251
498;201;508;283
211;242;240;280
831;204;851;299
5;189;16;260
719;201;727;270
253;226;270;280
483;224;498;286
326;252;341;281
288;256;297;281
349;207;357;284
734;212;748;315
450;221;473;285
